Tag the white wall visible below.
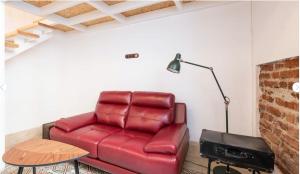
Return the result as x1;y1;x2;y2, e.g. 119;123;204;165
251;1;299;135
0;2;6;169
5;2;253;141
252;1;299;65
5;6;41;33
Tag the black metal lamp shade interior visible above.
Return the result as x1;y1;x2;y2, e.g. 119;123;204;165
167;53;181;73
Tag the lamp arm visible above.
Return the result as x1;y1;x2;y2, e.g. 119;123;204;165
180;60;211;70
180;59;230;133
180;60;230;104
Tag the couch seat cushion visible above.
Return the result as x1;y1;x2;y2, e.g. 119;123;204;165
98;130;179;174
50;124;121;158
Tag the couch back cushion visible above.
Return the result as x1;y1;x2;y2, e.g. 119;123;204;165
96;91;131;128
125;92;175;133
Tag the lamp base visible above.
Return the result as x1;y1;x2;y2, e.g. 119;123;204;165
213;166;241;174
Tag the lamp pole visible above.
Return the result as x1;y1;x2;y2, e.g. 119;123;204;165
179;59;230;133
167;53;238;174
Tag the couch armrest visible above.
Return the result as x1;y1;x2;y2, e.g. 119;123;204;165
174;103;187;124
42;121;55;139
55;112;96;132
144;124;187;154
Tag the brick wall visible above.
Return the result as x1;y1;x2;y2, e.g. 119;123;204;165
259;56;299;174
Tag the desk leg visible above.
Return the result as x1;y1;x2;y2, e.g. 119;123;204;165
207;159;212;174
17;167;23;174
32;167;36;174
74;160;79;174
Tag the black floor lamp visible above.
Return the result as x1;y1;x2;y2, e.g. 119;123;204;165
167;53;240;174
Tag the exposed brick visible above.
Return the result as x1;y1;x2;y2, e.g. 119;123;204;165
261;94;274;103
285;112;297;124
280;69;299;79
284;58;299;68
277;120;288;131
264;80;279;88
261;64;274;71
275;63;284;70
287;125;299;139
272;72;280;79
259;73;271;79
258;103;266;111
275;98;299;111
280;151;299;174
260;119;272;129
279;81;287;88
288;81;298;90
266;105;281;117
261;112;273;122
259;57;299;174
284;135;299;151
266;90;273;95
291;92;299;99
273;127;282;137
265;131;281;145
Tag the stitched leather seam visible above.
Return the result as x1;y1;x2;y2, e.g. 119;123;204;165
128;115;167;122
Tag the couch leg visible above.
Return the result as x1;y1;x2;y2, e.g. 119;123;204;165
74;160;79;174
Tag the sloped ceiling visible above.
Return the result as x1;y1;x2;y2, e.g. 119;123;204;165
5;1;232;33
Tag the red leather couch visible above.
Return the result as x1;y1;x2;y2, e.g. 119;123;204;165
50;91;189;174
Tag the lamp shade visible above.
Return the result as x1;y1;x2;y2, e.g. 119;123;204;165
167;53;181;73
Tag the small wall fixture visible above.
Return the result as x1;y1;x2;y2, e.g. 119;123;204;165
125;53;139;59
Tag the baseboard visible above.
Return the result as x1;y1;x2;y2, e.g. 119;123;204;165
5;126;42;151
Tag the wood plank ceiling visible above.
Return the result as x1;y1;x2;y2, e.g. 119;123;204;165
121;1;176;17
5;0;229;38
55;3;97;18
23;0;54;7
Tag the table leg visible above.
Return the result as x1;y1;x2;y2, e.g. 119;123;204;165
32;167;36;174
207;158;212;174
17;167;24;174
74;160;79;174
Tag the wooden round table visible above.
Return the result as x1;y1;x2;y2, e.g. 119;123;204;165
2;139;89;174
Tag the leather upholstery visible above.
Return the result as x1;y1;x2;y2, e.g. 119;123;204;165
55;112;96;132
99;91;131;104
50;124;121;158
131;91;175;108
97;129;189;174
125;92;175;133
144;124;187;154
96;91;131;128
50;91;189;174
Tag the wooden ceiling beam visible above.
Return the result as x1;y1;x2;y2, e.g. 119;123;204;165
40;1;84;16
5;40;19;48
5;22;39;39
17;30;40;39
108;1;159;14
5;31;18;39
18;23;39;31
86;1;125;23
173;0;183;10
38;22;58;30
